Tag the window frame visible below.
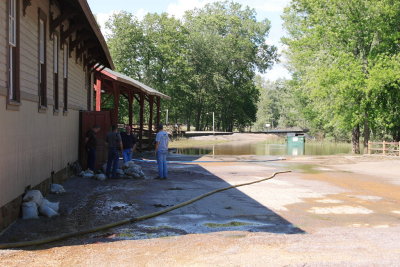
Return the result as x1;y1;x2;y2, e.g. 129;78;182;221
63;40;68;113
53;32;59;113
38;8;47;110
7;0;20;107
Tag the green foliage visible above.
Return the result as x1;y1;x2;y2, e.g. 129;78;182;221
105;1;277;131
282;0;400;151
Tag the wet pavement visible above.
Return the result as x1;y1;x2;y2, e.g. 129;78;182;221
1;154;400;266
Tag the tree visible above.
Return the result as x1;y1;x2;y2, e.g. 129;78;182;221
283;0;400;153
105;1;277;132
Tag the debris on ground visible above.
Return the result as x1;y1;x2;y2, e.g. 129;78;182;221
50;184;66;194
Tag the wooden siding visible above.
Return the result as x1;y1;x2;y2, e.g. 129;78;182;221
0;0;93;207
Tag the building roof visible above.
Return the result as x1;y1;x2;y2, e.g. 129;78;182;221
76;0;114;69
100;68;171;100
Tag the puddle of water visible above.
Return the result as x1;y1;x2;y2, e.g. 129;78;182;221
204;221;252;228
176;141;356;156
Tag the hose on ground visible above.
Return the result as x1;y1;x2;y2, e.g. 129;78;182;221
0;171;291;249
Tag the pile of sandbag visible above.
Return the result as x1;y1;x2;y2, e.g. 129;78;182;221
22;190;59;219
100;162;146;179
122;161;146;179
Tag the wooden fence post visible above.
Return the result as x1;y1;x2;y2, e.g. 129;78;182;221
383;141;386;156
368;141;371;154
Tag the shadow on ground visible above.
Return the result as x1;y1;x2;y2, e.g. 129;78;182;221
0;154;304;250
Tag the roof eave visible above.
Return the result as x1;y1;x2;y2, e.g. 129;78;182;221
77;0;114;69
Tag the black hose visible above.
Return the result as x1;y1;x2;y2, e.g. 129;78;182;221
0;171;290;249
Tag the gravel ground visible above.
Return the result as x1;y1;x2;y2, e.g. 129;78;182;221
1;154;400;266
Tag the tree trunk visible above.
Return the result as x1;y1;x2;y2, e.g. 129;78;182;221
363;118;370;150
352;124;361;154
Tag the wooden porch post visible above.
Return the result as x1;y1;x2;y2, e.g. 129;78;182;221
112;81;120;125
148;96;154;140
95;76;102;111
156;97;161;127
139;92;144;148
128;91;134;127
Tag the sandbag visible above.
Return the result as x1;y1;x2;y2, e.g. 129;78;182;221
39;204;58;218
23;190;43;206
95;173;107;181
50;184;66;194
22;201;39;219
122;161;137;170
116;169;124;176
125;166;145;179
41;199;60;212
83;170;94;178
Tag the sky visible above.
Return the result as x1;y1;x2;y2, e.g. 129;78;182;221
87;0;291;81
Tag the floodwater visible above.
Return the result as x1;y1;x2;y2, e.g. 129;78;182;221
176;141;356;156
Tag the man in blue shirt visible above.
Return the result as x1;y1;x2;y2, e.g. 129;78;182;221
155;124;169;179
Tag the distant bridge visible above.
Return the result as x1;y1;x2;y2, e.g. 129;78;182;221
255;127;309;135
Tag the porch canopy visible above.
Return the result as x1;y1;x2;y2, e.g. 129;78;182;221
94;67;170;146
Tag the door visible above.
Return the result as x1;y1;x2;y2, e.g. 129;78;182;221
79;111;111;170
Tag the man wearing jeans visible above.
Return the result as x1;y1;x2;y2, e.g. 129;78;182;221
121;126;137;163
155;124;169;180
105;125;123;179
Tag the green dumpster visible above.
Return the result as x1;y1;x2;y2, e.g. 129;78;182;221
287;135;305;156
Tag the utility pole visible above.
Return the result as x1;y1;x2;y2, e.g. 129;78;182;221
166;109;169;125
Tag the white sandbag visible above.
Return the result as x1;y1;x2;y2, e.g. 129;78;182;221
83;170;94;178
50;184;66;194
39;204;58;218
122;161;136;170
22;201;39;219
41;199;60;212
23;190;43;206
79;171;85;177
125;165;145;179
95;173;107;181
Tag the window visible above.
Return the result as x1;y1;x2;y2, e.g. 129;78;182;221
53;34;59;111
8;0;20;103
38;9;47;108
63;42;68;112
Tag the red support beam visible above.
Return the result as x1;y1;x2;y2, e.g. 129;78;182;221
95;77;102;111
112;81;120;125
148;96;154;141
156;97;161;127
128;91;134;127
139;92;144;148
